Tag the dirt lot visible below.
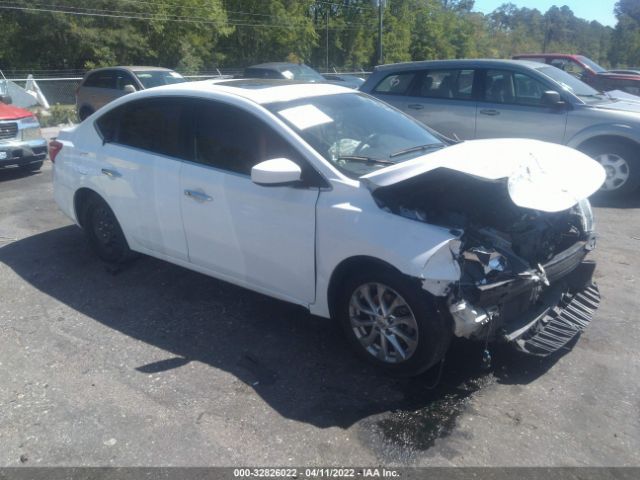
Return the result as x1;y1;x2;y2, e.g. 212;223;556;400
0;155;639;466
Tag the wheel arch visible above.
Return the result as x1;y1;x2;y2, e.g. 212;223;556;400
575;134;640;153
326;255;407;319
73;187;104;228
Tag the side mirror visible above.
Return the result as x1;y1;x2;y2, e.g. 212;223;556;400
0;94;12;104
251;158;302;186
123;84;137;94
542;90;564;108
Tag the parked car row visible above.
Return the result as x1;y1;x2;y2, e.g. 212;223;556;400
54;78;604;375
75;63;365;122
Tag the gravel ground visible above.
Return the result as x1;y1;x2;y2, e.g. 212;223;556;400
0;147;638;467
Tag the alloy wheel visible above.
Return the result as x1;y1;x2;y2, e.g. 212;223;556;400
348;282;419;363
595;153;630;191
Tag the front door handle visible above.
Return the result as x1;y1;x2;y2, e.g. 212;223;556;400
408;104;424;110
101;168;121;178
479;109;500;116
184;189;213;202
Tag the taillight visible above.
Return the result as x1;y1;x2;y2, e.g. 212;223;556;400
49;140;63;163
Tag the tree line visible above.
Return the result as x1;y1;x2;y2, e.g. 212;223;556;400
0;0;639;75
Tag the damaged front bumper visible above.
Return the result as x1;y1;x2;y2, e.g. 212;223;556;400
500;261;599;356
424;236;600;357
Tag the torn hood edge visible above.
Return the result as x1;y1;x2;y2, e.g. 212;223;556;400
361;138;606;213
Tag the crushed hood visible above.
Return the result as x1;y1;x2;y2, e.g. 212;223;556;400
361;139;606;213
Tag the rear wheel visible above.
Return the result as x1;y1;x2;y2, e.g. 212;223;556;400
581;140;640;196
83;196;133;264
337;267;452;376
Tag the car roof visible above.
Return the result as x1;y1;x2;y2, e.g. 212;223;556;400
373;58;547;71
147;78;353;105
514;53;580;59
88;66;175;74
245;63;304;72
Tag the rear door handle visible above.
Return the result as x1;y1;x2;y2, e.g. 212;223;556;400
101;168;121;178
408;104;424;110
479;109;500;116
184;189;213;202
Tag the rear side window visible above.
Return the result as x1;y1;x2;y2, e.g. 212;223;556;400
97;98;188;159
373;72;416;95
416;69;475;99
83;71;117;89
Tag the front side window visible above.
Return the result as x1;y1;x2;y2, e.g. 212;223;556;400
373;72;416;95
416;69;475;100
550;59;586;79
577;56;606;73
134;70;186;89
266;93;444;178
484;70;553;107
193;102;311;179
115;72;137;91
100;98;187;158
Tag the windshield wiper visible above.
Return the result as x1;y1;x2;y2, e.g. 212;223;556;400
336;155;395;165
390;143;444;158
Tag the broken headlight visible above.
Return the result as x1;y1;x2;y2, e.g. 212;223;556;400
577;198;594;233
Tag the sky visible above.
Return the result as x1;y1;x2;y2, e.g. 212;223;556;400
472;0;618;27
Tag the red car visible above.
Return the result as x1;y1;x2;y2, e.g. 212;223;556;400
0;98;48;171
513;54;640;96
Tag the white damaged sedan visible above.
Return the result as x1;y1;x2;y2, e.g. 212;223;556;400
52;80;605;376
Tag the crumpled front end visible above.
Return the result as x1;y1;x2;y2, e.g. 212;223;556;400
372;163;602;357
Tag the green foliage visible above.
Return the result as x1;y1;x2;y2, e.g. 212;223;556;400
0;0;627;72
611;0;640;67
33;104;78;127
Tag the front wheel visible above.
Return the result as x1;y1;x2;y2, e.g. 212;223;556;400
337;267;452;376
581;140;640;196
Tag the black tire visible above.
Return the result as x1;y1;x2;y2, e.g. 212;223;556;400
82;195;133;264
336;266;452;377
78;107;94;121
581;140;640;197
20;161;43;172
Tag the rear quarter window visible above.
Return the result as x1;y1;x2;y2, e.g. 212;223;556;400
96;98;189;159
373;72;416;95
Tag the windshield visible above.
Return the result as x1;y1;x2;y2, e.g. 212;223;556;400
578;56;607;73
134;70;186;89
266;93;445;178
537;66;605;102
279;64;325;82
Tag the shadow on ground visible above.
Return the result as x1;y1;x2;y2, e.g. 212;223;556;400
0;167;41;182
590;190;640;209
0;226;573;449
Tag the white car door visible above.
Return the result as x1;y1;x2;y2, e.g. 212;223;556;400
180;100;321;305
95;97;188;260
